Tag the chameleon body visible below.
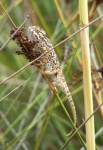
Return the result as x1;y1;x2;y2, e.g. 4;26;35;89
28;26;76;126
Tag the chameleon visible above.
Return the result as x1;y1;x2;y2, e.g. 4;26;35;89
28;26;76;127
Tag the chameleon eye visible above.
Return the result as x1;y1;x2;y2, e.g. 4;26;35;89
36;29;46;36
40;29;46;35
36;26;46;35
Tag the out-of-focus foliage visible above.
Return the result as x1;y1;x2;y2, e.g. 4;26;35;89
0;0;103;150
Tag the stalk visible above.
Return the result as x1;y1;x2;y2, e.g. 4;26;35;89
79;0;95;150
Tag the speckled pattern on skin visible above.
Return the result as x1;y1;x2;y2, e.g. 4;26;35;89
28;26;76;126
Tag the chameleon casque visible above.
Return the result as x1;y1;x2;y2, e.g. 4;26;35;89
28;26;76;126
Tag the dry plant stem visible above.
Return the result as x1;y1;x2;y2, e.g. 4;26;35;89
91;38;102;64
89;0;97;20
0;15;103;85
56;93;86;148
79;0;95;150
69;11;79;25
36;66;86;149
0;15;30;52
89;0;103;20
53;0;70;35
93;88;103;117
0;14;103;53
0;78;30;102
60;101;103;150
53;0;82;65
36;66;56;93
0;3;17;28
54;0;78;65
90;40;103;117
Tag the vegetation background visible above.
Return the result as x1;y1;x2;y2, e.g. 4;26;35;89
0;0;103;149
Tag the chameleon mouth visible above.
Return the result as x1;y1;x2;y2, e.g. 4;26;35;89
28;26;37;35
28;26;36;32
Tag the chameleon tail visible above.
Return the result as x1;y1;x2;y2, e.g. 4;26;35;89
57;71;77;133
60;84;77;136
64;85;77;126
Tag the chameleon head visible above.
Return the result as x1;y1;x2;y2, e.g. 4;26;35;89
28;26;46;41
28;26;52;49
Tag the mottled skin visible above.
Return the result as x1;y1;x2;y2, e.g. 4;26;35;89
28;26;76;126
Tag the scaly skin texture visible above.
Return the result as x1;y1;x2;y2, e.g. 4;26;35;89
28;26;76;126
